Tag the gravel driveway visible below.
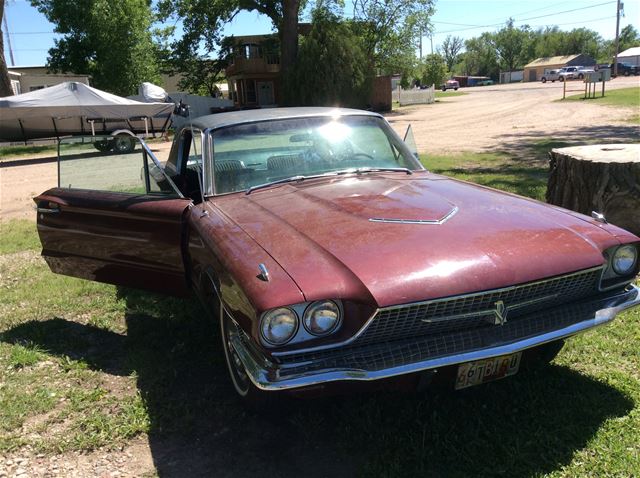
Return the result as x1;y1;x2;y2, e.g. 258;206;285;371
1;76;638;222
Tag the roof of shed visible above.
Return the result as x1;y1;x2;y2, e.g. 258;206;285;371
524;54;580;68
619;46;640;57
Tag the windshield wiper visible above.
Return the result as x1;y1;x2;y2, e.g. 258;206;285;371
246;174;326;195
245;168;413;195
334;167;413;176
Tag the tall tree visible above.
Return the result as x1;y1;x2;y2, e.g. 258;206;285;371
419;53;446;87
460;33;499;78
287;7;370;107
439;35;463;72
158;0;303;88
352;0;434;75
618;24;640;52
0;0;13;96
493;19;525;73
31;0;160;96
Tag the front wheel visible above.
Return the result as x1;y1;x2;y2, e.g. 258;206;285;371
541;78;547;83
220;307;280;408
441;86;446;91
578;74;584;80
559;77;565;82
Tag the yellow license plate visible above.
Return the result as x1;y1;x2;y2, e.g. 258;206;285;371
455;352;522;390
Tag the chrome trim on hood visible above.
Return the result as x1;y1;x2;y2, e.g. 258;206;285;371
369;206;459;225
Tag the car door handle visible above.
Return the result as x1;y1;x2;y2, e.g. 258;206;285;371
36;202;61;214
37;207;60;214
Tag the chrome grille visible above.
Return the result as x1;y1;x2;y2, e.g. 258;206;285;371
354;267;602;346
279;298;599;376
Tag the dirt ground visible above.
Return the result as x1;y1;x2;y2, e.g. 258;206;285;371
1;76;638;223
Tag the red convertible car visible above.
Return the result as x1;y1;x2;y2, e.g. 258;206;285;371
35;108;640;403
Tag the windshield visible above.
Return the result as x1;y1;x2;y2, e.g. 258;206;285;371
210;115;422;195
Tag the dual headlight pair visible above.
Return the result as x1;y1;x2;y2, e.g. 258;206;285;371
609;244;638;276
260;300;341;346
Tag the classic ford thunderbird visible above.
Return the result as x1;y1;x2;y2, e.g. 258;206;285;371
35;108;640;402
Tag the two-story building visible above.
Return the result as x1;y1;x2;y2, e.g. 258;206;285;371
225;35;282;107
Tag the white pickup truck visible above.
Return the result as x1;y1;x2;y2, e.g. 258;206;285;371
558;66;594;81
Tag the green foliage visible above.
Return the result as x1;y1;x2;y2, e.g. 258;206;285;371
439;35;464;72
352;0;434;75
453;24;611;77
418;53;447;88
286;8;372;108
458;33;499;78
493;19;525;72
157;0;304;102
31;0;161;96
618;25;640;53
158;32;233;96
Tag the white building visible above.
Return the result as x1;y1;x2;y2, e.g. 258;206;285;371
618;46;640;66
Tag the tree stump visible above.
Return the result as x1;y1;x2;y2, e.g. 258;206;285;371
546;144;640;236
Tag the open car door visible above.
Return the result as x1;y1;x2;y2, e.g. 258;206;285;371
34;135;193;296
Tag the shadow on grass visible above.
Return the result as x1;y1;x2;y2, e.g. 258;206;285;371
1;288;634;477
495;124;639;164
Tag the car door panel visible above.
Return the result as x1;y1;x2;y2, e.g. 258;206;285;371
35;188;192;296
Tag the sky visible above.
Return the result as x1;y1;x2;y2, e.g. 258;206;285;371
2;0;639;67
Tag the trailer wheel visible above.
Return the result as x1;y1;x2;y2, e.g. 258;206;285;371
94;139;114;152
113;134;135;154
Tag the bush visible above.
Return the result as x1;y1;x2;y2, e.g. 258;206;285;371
285;8;373;108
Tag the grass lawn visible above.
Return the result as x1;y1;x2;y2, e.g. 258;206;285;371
562;86;640;108
0;144;58;160
435;90;466;98
1;155;639;475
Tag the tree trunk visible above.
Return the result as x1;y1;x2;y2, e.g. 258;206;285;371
0;1;14;97
280;0;300;73
279;0;300;105
546;144;640;236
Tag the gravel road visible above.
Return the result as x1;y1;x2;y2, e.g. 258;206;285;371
2;76;638;222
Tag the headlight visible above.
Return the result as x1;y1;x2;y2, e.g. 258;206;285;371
260;308;298;345
303;300;341;336
612;245;638;275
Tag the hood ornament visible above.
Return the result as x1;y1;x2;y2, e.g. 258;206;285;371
591;211;607;224
257;263;270;282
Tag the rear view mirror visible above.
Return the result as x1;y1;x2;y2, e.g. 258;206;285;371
403;125;419;159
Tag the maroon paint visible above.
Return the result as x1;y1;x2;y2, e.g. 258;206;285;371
34;188;191;296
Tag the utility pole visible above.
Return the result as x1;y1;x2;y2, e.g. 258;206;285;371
614;0;622;77
419;33;423;60
2;9;15;66
430;35;433;55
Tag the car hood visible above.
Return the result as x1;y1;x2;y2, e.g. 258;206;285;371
214;172;622;307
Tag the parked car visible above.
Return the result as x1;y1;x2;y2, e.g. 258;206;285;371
558;66;581;81
34;107;640;404
610;62;639;76
541;69;560;83
441;79;459;91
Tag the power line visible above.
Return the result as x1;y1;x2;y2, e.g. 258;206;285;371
434;0;616;35
526;15;617;28
7;31;57;35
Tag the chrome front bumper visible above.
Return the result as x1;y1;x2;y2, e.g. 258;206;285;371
229;284;640;391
